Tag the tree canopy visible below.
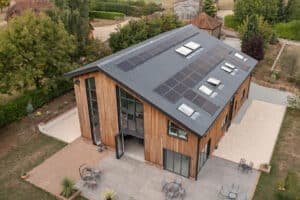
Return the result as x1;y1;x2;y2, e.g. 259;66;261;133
109;13;182;52
0;0;9;12
0;11;76;93
203;0;217;17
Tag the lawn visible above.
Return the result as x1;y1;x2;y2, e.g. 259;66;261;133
0;134;66;199
253;109;300;200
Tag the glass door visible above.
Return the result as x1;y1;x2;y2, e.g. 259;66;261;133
163;149;190;177
115;133;124;159
198;139;211;173
85;78;101;145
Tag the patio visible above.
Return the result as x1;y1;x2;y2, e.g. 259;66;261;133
76;152;260;200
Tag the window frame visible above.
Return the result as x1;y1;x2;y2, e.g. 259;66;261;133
241;89;246;100
168;121;188;141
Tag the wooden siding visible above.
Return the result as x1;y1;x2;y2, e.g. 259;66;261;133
73;72;119;147
144;103;198;178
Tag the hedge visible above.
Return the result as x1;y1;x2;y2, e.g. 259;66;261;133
90;0;161;17
89;11;125;20
224;15;240;31
0;79;73;128
275;20;300;41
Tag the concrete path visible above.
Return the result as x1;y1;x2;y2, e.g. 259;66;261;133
213;100;286;169
38;108;81;143
27;138;107;198
217;10;234;20
279;38;300;47
222;37;241;50
93;17;134;42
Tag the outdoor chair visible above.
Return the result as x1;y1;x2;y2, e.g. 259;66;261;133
218;186;230;198
247;162;254;173
161;178;168;192
238;158;246;170
175;177;182;186
231;184;240;194
178;187;186;200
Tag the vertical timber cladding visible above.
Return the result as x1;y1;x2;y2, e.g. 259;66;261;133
73;71;119;147
199;74;252;156
144;102;198;178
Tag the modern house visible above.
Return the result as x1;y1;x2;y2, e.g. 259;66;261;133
66;25;257;180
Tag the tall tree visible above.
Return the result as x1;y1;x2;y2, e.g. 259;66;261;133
203;0;217;17
0;11;75;93
241;15;264;60
51;0;90;57
277;0;285;22
0;0;9;12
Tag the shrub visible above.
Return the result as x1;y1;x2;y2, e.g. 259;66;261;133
276;190;297;200
224;15;240;30
287;95;300;110
61;177;75;198
89;11;125;20
0;79;73;128
275;20;300;41
102;189;117;200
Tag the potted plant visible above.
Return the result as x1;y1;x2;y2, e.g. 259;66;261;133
20;169;29;179
59;177;81;200
259;163;271;173
103;189;117;200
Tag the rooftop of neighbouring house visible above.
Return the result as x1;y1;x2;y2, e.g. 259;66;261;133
192;12;222;30
66;25;257;137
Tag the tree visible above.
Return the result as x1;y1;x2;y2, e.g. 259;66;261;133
238;15;273;46
109;13;182;52
241;15;265;60
277;0;285;22
234;0;278;23
50;0;90;57
0;0;9;12
203;0;217;17
285;0;300;21
0;11;75;93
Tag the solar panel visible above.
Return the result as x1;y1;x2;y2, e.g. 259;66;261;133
192;95;206;107
165;78;178;88
184;89;197;100
174;72;186;82
118;60;134;71
202;100;219;115
182;77;198;88
154;84;170;96
190;72;203;82
164;90;181;103
174;83;188;94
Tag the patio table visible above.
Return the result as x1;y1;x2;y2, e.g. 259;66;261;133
228;192;237;199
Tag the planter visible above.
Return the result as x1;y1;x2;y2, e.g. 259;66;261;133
259;164;271;173
21;173;29;180
59;190;81;200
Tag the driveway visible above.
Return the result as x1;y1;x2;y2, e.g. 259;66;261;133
38;108;81;143
213;82;289;169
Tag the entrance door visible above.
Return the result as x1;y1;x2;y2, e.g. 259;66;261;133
227;97;235;129
197;139;211;173
85;78;101;145
115;133;124;159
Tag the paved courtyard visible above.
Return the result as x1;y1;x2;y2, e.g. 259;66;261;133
27;138;107;198
38;108;81;143
76;153;259;200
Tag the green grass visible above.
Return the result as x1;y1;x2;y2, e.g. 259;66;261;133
253;109;300;200
275;20;300;41
224;15;240;30
0;134;66;200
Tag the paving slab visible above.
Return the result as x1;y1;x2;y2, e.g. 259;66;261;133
38;108;80;143
213;100;286;169
27;138;107;198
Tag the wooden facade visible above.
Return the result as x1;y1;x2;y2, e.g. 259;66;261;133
73;70;251;179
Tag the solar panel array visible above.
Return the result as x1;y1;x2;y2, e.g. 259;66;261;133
154;44;232;115
117;29;199;71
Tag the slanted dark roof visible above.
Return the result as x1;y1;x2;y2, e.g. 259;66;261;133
66;25;257;137
192;12;222;30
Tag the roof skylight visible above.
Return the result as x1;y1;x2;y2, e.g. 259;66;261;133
184;41;201;50
175;46;193;56
178;103;194;116
234;52;248;62
225;62;236;69
191;112;200;120
221;66;233;73
207;77;221;86
199;85;213;96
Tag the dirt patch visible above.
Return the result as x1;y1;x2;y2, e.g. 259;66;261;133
0;91;76;157
91;18;125;27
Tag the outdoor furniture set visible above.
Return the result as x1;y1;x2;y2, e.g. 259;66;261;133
219;184;248;200
79;164;101;189
162;177;186;200
238;158;253;173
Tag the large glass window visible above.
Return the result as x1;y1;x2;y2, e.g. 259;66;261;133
168;121;188;140
117;87;144;137
197;139;211;173
163;149;190;177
